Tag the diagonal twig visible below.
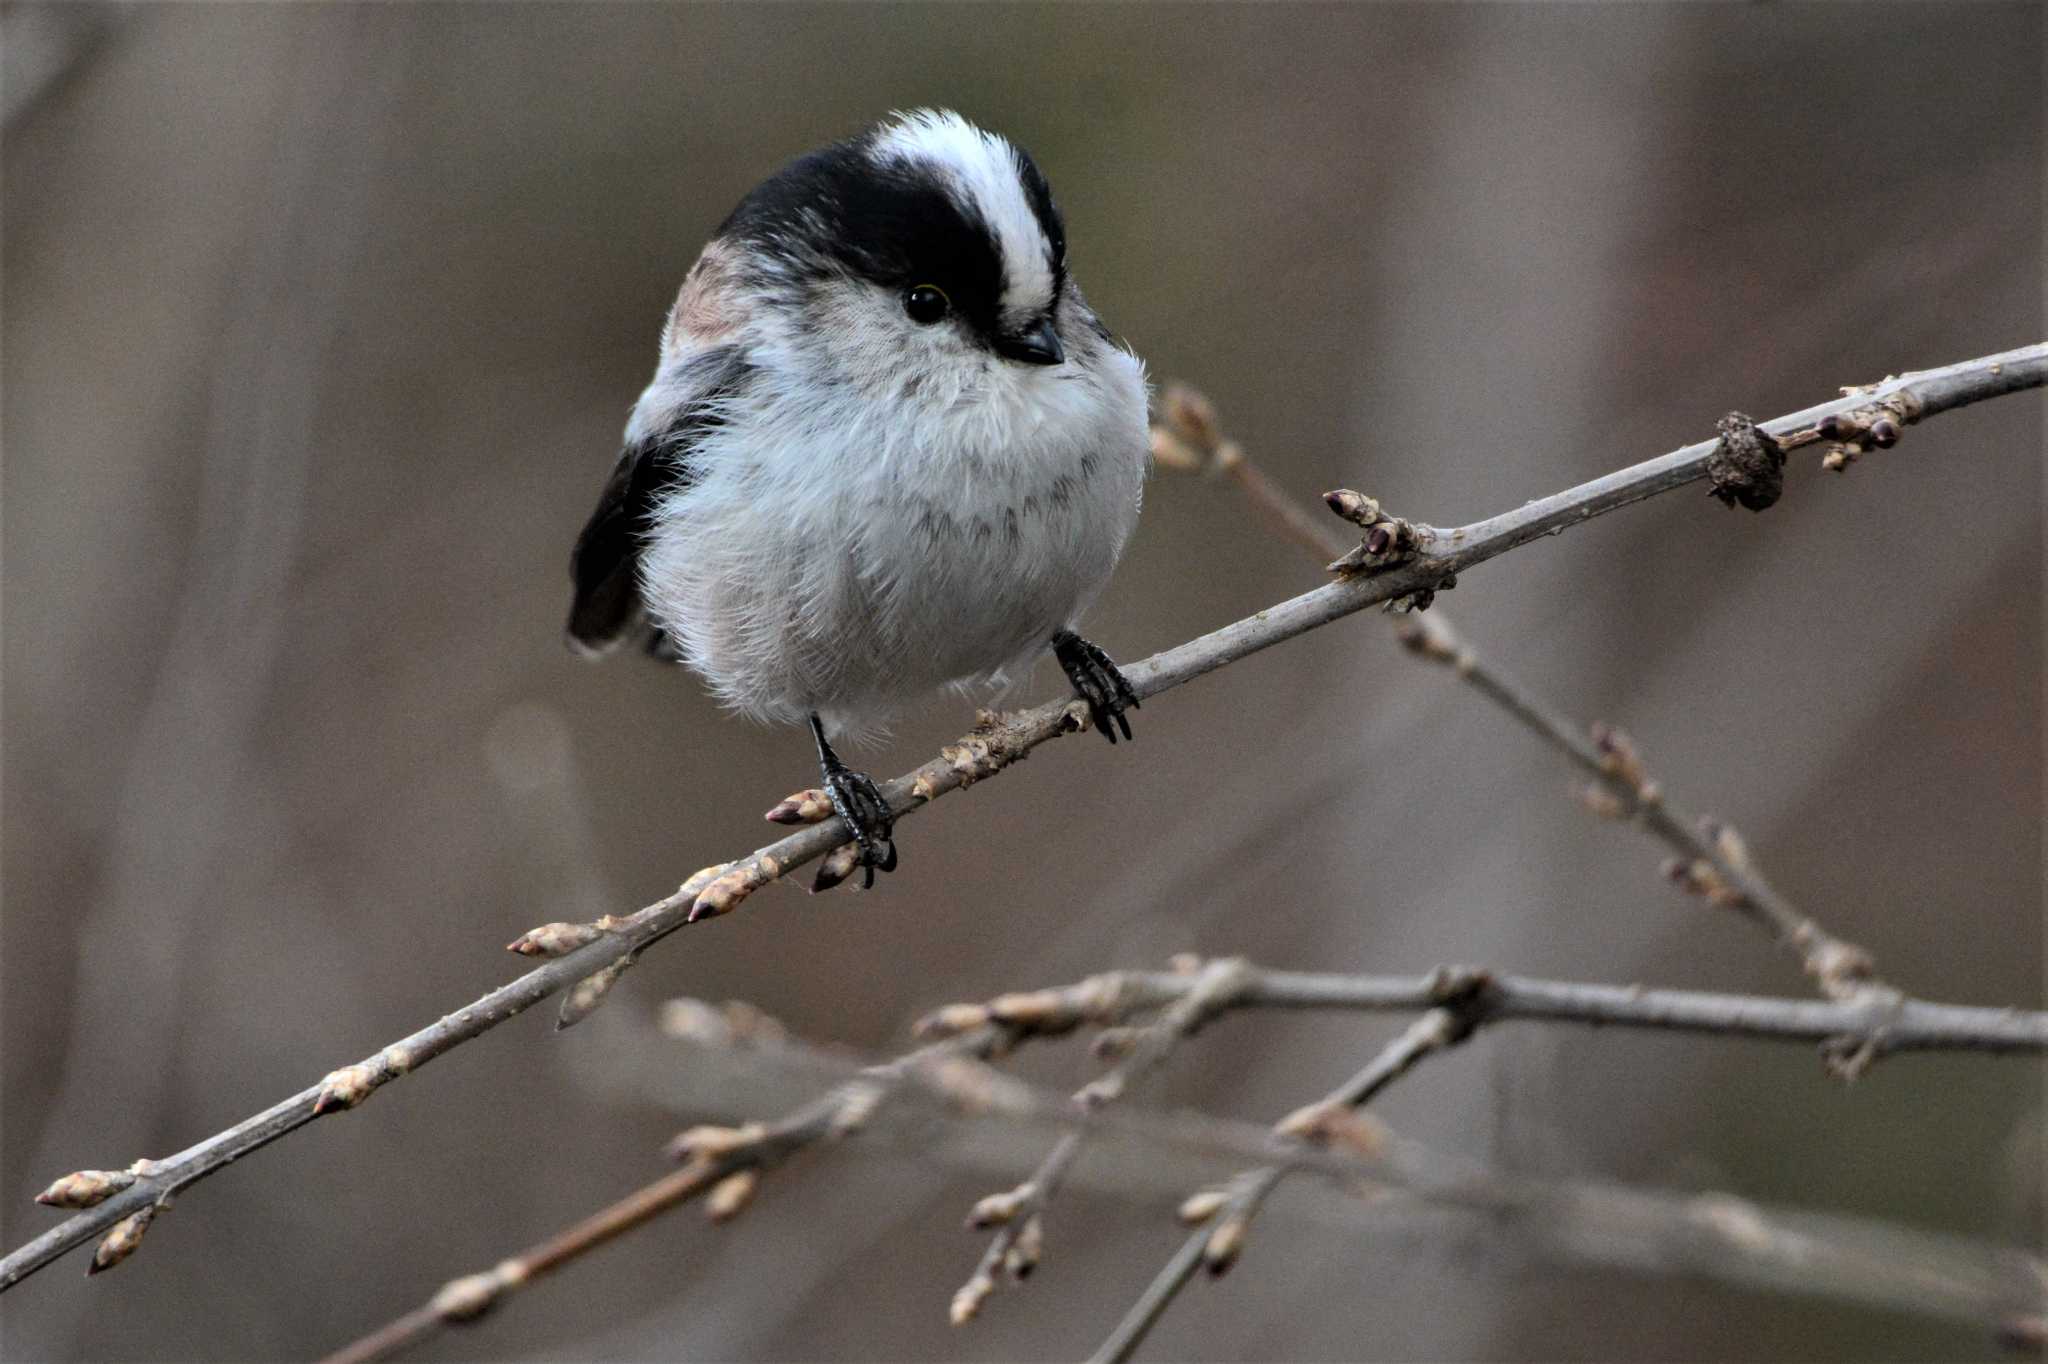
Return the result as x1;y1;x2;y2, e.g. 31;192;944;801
951;957;1254;1323
10;343;2041;1291
1153;385;1907;1045
328;967;2048;1362
1092;1005;1474;1364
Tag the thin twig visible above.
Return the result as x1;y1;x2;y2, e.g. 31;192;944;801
1155;386;1902;1034
1093;1007;1472;1364
911;965;2048;1065
1399;621;1893;1023
1089;951;2048;1361
953;958;1254;1323
332;975;2047;1361
10;343;2041;1291
324;1027;1007;1364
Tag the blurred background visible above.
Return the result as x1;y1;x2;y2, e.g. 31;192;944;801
4;4;2041;1360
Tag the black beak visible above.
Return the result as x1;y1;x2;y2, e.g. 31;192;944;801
994;318;1064;366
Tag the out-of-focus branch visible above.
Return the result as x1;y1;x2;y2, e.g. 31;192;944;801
952;957;1255;1324
1400;627;1893;1023
10;342;2041;1292
322;1025;1003;1364
1152;382;1924;1042
330;970;2048;1361
1093;1006;1472;1363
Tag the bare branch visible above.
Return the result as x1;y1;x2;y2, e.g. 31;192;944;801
1154;385;1900;1027
8;342;2040;1292
330;972;2046;1361
1090;953;2045;1362
922;935;2046;1328
1094;1008;1468;1363
954;957;1255;1323
324;1026;1008;1364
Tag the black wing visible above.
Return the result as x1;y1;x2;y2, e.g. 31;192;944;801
566;347;743;656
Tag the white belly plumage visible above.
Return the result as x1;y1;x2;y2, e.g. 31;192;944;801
639;344;1147;741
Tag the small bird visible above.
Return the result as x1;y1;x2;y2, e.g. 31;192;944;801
568;110;1149;888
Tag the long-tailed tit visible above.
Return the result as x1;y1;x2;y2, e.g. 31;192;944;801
568;110;1148;888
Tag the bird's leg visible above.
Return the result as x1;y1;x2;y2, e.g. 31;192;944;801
809;714;897;889
1051;630;1139;743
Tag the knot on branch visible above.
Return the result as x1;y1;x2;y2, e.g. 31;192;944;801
1422;966;1497;1042
1707;413;1787;511
1812;385;1920;473
1322;489;1451;608
313;1045;417;1115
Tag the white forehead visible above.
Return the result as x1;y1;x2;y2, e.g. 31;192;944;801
869;109;1055;313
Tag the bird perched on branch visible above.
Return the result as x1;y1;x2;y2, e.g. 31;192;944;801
568;110;1149;888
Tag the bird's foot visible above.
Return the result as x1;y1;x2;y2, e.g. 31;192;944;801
1052;630;1138;743
818;759;897;890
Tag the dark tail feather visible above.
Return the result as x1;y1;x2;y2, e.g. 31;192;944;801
565;569;641;657
566;452;647;657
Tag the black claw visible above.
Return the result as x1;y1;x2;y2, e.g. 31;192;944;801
1052;631;1138;745
809;715;897;889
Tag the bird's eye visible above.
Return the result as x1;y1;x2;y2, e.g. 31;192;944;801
904;284;950;324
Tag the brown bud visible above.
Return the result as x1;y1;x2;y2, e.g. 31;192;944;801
950;1271;996;1326
1203;1214;1248;1275
1866;417;1899;448
87;1207;155;1275
705;1170;760;1223
1148;426;1205;472
506;920;606;957
1711;821;1752;873
1322;489;1381;527
1003;1215;1043;1279
37;1169;138;1210
1577;785;1627;821
1075;1077;1122;1109
667;1122;767;1164
431;1269;507;1322
313;1062;381;1115
765;788;833;825
914;1002;992;1038
1816;412;1855;440
659;998;731;1046
987;990;1067;1029
556;953;636;1030
690;861;766;922
1307;1108;1390;1160
967;1187;1028;1229
809;842;861;893
1090;1026;1139;1061
1821;445;1856;472
1160;383;1221;452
